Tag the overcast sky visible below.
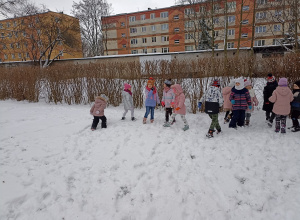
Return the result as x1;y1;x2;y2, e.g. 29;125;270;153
31;0;177;16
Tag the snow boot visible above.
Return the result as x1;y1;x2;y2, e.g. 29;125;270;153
163;122;171;127
206;129;214;138
143;118;147;124
245;120;250;126
121;117;125;120
131;117;137;121
292;126;300;132
182;125;189;131
150;119;154;123
267;120;273;128
216;128;221;134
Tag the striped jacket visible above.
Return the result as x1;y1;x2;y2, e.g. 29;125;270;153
229;87;251;110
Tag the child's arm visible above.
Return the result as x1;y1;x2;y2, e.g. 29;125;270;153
269;90;277;103
90;104;95;114
253;95;259;106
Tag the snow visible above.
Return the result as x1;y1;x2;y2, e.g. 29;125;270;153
1;100;300;220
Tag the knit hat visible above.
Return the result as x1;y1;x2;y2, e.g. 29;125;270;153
278;78;288;87
100;94;108;101
147;77;155;86
211;79;220;87
164;79;172;87
244;80;252;87
267;74;276;83
294;80;300;88
234;77;245;90
124;83;131;90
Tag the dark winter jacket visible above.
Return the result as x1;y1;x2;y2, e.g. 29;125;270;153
229;87;252;110
262;81;278;112
291;89;300;111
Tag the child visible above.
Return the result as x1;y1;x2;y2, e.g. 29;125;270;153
229;78;252;129
269;78;294;133
90;94;107;131
244;80;259;126
143;77;160;124
161;79;175;123
262;73;278;127
291;80;300;132
222;79;235;124
121;83;136;121
163;84;189;131
199;79;223;138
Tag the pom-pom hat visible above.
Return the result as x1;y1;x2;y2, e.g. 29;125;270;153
124;83;131;90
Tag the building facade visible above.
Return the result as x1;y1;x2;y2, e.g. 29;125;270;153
0;11;83;63
102;0;300;55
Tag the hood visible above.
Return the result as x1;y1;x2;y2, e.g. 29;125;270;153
95;96;107;102
276;87;290;96
171;84;183;95
234;78;245;90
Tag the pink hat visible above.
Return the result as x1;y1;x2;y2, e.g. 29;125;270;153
124;83;131;90
244;80;252;87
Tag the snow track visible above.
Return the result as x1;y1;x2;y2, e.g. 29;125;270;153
0;100;299;220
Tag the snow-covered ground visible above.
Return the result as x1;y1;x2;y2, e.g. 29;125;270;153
1;100;299;220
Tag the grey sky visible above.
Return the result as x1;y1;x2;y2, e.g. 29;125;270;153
32;0;177;16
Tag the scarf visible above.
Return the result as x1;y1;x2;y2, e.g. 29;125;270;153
146;86;157;94
124;89;132;96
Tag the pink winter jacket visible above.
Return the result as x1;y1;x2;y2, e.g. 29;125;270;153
222;87;232;110
171;84;186;115
269;86;293;115
90;96;107;116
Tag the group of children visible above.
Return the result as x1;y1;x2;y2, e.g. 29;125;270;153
89;75;300;137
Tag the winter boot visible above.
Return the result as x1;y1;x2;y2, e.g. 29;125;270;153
171;118;176;125
91;128;95;131
143;118;147;124
216;128;222;134
121;117;125;120
245;120;250;126
150;119;154;123
131;117;137;121
182;125;189;131
206;129;214;138
292;126;300;132
163;122;171;127
267;120;273;128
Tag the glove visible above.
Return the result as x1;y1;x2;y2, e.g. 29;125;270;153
249;106;252;110
161;101;165;107
175;107;180;111
198;102;202;109
231;100;235;104
96;110;100;114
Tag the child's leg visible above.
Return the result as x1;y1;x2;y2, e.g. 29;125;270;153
144;106;150;118
225;111;230;119
92;116;100;129
123;109;128;118
275;115;280;132
270;112;276;123
280;115;287;133
266;111;270;120
130;108;134;118
165;108;170;122
245;112;251;125
237;110;246;126
291;110;300;128
209;114;220;130
100;116;107;128
170;113;177;123
180;114;188;125
229;110;238;128
150;107;155;120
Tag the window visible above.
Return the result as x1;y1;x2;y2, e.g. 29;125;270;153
174;28;180;32
24;42;28;48
13;21;17;27
161;36;169;42
1;32;4;38
141;27;146;32
161;23;168;31
122;44;126;48
185;45;193;51
18;53;22;58
142;49;147;53
152;48;157;53
227;42;234;48
150;13;155;19
255;40;265;46
214;4;220;11
185;21;194;28
174;39;179;44
152;37;156;42
227;1;236;10
174;15;179;20
243;6;249;11
16;43;20;48
255;26;267;33
15;31;18;37
23;31;26;37
256;12;267;19
11;54;15;59
0;23;3;29
10;43;14;49
228;16;235;23
228;29;235;36
214;44;219;49
151;25;156;31
241;33;248;38
162;47;169;53
200;6;206;13
274;24;281;31
185;8;194;15
26;53;29;58
129;16;136;22
213;17;219;24
8;32;12;39
275;10;282;17
131;39;138;44
160;12;168;18
185;33;193;40
141;14;146;20
4;54;8;59
257;0;267;4
121;33;126;37
131;50;138;54
242;20;249;24
214;31;219;37
121;22;125;27
130;28;137;33
273;39;281;45
142;38;147;43
37;29;41;35
35;17;39;23
2;44;6;49
6;22;10;28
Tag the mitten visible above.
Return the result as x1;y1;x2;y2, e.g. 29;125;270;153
161;101;165;107
198;102;202;109
96;110;100;114
231;100;235;104
248;106;252;110
175;107;180;111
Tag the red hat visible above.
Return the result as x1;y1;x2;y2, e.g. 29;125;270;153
211;79;220;87
147;77;155;86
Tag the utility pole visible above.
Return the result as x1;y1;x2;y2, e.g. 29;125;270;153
250;0;256;56
237;0;244;57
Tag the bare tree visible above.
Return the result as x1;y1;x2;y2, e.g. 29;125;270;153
72;0;112;57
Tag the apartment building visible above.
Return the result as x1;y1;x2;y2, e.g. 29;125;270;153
102;0;300;55
0;11;83;62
